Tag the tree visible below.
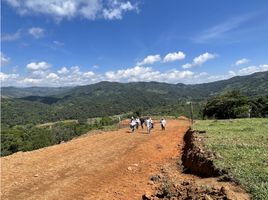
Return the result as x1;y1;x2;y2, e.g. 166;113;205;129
203;91;249;119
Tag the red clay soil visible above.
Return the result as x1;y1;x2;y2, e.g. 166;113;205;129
1;120;249;200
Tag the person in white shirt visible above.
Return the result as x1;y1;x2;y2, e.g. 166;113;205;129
146;117;153;134
160;118;166;130
135;117;140;129
130;117;136;133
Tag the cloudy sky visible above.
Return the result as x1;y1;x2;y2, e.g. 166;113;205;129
1;0;268;86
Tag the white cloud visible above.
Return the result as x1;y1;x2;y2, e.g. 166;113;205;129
1;52;10;66
46;73;59;80
235;58;250;66
163;51;185;63
228;70;236;76
260;64;268;71
26;61;51;70
238;66;258;75
70;66;80;74
1;29;21;41
83;71;95;78
57;67;69;74
4;0;138;21
28;27;44;38
0;72;19;81
19;78;42;85
104;66;195;83
228;64;268;77
137;54;161;66
194;15;253;43
103;1;137;20
3;60;267;86
53;40;64;46
31;70;47;78
182;52;217;69
92;64;99;69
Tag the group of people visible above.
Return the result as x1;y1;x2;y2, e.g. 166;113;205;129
129;117;166;134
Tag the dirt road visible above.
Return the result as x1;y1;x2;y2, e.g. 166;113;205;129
1;119;249;200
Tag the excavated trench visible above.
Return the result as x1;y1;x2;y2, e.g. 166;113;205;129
181;128;224;177
143;128;250;200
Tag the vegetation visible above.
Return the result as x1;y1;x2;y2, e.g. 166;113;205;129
1;116;118;157
1;86;72;98
203;91;268;119
1;72;268;157
2;72;267;127
193;119;268;200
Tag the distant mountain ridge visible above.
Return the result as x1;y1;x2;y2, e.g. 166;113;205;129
1;86;72;98
1;71;268;98
1;71;268;127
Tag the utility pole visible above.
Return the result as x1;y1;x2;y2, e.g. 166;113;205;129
187;101;194;124
118;116;121;129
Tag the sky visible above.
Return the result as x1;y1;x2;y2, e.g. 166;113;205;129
1;0;268;87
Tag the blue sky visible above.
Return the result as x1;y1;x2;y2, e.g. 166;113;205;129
1;0;268;86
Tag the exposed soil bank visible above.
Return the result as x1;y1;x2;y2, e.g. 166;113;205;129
181;129;224;177
143;128;250;200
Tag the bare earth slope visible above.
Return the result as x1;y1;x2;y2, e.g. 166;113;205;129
1;120;249;200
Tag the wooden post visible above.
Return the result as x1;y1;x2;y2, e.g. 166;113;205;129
118;116;121;129
190;102;194;124
187;101;194;124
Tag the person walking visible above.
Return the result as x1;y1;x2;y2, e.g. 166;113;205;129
140;118;145;129
130;117;136;133
135;117;140;129
146;117;153;134
160;118;166;130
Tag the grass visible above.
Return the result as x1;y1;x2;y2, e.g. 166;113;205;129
192;118;268;200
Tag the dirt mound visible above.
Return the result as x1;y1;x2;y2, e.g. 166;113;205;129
181;129;223;177
143;180;227;200
142;161;249;200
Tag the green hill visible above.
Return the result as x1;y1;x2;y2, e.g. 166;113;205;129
0;86;72;98
1;71;268;127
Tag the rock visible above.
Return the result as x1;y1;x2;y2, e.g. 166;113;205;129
204;194;213;200
150;175;161;182
142;192;152;200
133;163;139;167
127;167;132;171
181;181;189;186
148;180;154;185
34;174;39;177
220;186;227;194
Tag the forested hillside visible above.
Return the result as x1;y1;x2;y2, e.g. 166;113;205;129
1;71;268;127
1;86;72;98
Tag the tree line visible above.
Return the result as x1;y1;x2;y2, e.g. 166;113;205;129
1;116;117;156
203;91;268;119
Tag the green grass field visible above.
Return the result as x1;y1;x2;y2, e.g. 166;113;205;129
192;118;268;200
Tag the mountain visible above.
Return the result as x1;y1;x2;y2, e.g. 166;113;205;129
0;86;72;98
1;71;268;127
192;71;268;97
